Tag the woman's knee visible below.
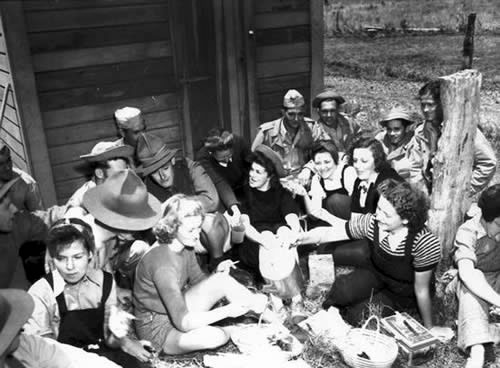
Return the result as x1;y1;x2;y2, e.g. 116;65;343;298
165;326;229;354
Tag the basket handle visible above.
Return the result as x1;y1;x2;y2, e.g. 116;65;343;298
361;315;381;334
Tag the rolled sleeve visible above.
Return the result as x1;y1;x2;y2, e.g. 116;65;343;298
453;217;481;266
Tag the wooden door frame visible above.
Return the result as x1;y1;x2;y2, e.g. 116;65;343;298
310;0;324;120
0;1;57;206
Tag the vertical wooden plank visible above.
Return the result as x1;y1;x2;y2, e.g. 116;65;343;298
223;0;242;136
167;0;190;156
242;0;259;137
212;0;226;130
309;0;324;120
0;2;57;206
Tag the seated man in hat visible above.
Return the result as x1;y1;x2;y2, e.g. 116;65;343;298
114;106;146;149
0;142;43;211
136;132;231;270
65;140;134;218
375;106;426;192
1;289;121;368
310;89;360;155
82;169;162;294
195;127;252;222
251;89;314;176
24;218;152;367
296;89;360;186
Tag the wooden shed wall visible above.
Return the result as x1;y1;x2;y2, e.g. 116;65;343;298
0;15;29;172
254;0;312;123
22;0;182;203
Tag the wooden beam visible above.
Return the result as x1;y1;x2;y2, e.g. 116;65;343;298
242;0;259;139
0;1;57;206
212;0;224;130
310;0;324;120
33;41;172;72
223;0;243;136
428;70;481;268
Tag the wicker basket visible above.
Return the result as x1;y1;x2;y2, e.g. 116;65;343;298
340;316;398;368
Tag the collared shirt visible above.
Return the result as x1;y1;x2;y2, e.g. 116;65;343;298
454;214;500;275
309;114;360;155
358;175;377;209
375;130;426;192
413;123;497;195
24;268;116;339
66;180;96;212
251;117;314;174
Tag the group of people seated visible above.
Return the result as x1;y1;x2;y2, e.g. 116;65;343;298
0;79;498;368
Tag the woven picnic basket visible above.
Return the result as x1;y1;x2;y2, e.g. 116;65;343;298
340;315;398;368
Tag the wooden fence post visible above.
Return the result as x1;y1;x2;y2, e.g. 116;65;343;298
428;69;481;270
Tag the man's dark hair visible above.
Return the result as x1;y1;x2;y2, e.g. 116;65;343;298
418;79;441;101
478;184;500;222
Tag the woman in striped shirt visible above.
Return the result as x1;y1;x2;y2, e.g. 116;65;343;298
298;179;441;330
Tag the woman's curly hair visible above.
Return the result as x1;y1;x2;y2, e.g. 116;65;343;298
249;151;281;189
153;194;205;244
377;179;430;233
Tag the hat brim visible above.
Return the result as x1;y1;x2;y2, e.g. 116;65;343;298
0;290;34;356
80;146;134;162
135;149;178;177
379;113;414;127
254;145;287;178
312;94;346;108
83;187;162;231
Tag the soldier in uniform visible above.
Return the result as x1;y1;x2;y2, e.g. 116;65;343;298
251;89;314;175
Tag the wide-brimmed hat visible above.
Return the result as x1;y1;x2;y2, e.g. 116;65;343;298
0;289;34;356
80;140;134;162
283;89;305;109
83;169;162;231
254;145;287;178
379;106;414;127
312;89;346;108
135;133;178;177
114;107;142;129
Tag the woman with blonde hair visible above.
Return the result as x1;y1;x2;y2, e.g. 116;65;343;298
133;194;274;355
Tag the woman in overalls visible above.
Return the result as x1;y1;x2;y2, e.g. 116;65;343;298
298;179;441;330
25;218;151;367
294;140;357;222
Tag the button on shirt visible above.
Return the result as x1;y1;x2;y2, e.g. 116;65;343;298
252;117;314;174
24;269;116;338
